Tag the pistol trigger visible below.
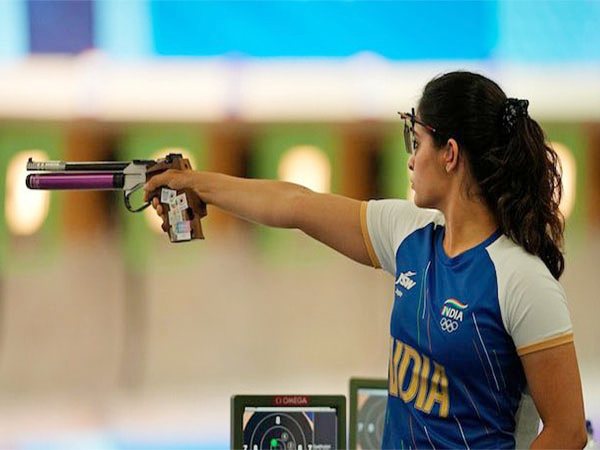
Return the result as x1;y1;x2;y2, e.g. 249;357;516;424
124;190;151;213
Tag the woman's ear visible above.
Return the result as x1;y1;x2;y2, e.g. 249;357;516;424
443;138;460;173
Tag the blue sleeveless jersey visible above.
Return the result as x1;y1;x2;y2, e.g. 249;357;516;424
360;200;573;450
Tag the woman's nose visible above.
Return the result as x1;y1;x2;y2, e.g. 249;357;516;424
408;154;415;171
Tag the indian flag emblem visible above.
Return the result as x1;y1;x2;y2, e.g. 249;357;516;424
443;298;469;310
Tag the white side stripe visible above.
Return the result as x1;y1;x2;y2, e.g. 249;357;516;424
424;425;436;450
454;415;471;450
472;312;500;391
422;260;431;319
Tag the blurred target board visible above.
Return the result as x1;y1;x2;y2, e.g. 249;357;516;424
231;395;346;450
349;378;388;450
0;124;63;271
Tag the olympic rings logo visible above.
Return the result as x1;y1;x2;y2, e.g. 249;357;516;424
440;317;459;333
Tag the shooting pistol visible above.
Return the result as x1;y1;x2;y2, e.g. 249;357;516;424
26;153;207;242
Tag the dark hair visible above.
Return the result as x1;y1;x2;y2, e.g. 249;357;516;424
418;71;565;279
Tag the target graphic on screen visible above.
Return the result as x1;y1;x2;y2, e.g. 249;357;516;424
243;411;314;450
349;379;387;450
356;391;387;450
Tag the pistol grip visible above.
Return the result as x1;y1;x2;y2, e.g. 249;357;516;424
147;186;207;242
182;187;207;240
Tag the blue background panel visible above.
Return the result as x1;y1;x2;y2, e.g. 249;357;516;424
28;0;94;54
496;0;600;62
150;0;498;60
94;0;152;58
2;0;599;61
0;0;27;60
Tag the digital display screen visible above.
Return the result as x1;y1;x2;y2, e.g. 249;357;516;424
242;406;338;450
354;387;387;450
232;395;345;450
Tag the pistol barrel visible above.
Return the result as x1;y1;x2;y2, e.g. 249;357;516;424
27;158;130;172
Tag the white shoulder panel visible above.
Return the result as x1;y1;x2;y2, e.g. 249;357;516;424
366;199;443;276
486;236;573;355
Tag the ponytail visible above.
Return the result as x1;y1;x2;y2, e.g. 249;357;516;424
480;115;565;279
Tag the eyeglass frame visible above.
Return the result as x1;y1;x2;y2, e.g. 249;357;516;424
397;108;446;155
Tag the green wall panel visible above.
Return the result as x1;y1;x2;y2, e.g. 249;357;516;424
542;123;587;251
250;124;340;265
380;126;411;199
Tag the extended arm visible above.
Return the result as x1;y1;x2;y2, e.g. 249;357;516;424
143;170;374;266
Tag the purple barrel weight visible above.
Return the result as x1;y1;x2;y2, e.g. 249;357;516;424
26;173;118;190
